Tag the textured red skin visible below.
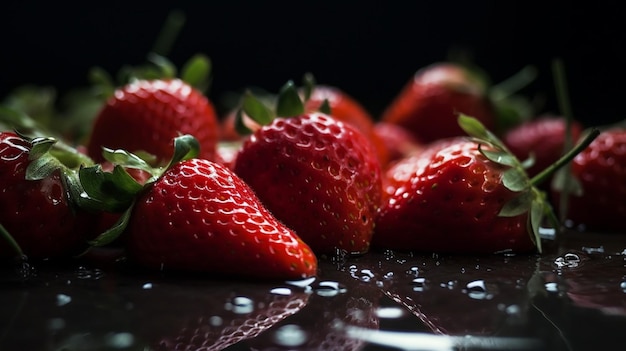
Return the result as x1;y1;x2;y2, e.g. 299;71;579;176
126;158;317;280
556;128;626;232
305;85;390;168
503;116;584;178
87;79;219;165
373;139;536;254
0;132;95;259
381;63;496;144
233;113;383;255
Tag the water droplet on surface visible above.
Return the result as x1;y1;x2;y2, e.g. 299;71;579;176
411;277;427;292
554;252;581;268
270;287;292;295
209;315;223;327
142;283;153;290
56;294;71;306
75;266;104;280
272;324;309;347
620;281;626;293
312;280;347;297
582;246;605;254
105;332;134;348
375;306;405;319
544;282;559;293
465;280;493;300
225;296;254;314
286;276;316;288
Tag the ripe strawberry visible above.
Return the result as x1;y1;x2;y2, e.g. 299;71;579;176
232;81;383;255
502;115;584;179
372;121;424;167
0;132;96;260
372;115;599;254
304;84;390;167
554;127;626;232
380;62;497;144
86;78;219;166
83;135;318;280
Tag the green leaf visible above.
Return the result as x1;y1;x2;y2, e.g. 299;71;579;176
458;114;488;139
181;54;212;91
89;205;134;247
242;90;274;125
302;72;316;102
551;167;583;196
0;106;38;131
147;53;177;79
88;66;116;99
166;134;200;170
25;155;61;181
234;108;253;136
28;137;56;160
318;99;332;115
502;168;528;192
479;147;518;167
520;154;535;169
499;190;533;217
276;80;304;117
0;223;23;256
78;165;140;212
529;197;545;253
102;148;153;171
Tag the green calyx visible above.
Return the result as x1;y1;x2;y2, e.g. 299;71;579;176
235;73;332;136
81;134;200;247
458;115;599;253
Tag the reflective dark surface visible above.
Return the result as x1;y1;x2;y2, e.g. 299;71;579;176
1;230;624;351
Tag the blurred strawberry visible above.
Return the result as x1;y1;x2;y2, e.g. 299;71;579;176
381;62;497;144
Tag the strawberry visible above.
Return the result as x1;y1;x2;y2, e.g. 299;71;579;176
372;115;599;254
380;62;497;144
232;81;383;255
372;121;424;167
554;127;626;232
83;135;317;280
0;131;96;260
86;78;219;166
502;115;584;179
303;82;390;167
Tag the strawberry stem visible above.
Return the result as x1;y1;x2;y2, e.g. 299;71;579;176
0;223;23;257
529;128;600;187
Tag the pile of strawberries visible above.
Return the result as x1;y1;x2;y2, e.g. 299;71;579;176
0;52;621;282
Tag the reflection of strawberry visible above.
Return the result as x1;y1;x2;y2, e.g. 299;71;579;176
147;284;310;351
86;78;219;166
0;132;96;259
381;62;496;144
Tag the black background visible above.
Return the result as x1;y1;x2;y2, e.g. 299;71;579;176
1;1;623;127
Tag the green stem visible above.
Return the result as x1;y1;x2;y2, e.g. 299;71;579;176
490;65;538;101
530;128;600;187
151;10;186;57
0;223;24;257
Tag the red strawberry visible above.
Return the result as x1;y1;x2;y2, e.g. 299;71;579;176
0;132;96;260
86;78;219;166
381;62;497;144
127;158;317;280
554;127;626;232
372;115;599;254
502;115;584;179
304;84;391;167
232;82;383;256
372;121;424;167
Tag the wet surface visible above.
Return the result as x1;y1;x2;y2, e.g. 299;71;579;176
1;230;624;351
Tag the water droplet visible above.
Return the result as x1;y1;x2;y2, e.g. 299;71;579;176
411;277;427;292
225;296;254;314
272;324;309;347
375;306;405;319
209;316;223;327
383;272;394;279
270;287;292;295
465;280;493;300
75;266;104;280
56;294;71;306
105;332;134;348
620;281;626;293
312;281;347;297
582;246;605;254
142;283;153;290
554;252;581;268
544;282;559;293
